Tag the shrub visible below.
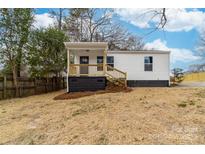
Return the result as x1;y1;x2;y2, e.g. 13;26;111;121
177;103;187;108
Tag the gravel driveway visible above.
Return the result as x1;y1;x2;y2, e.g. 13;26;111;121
178;82;205;87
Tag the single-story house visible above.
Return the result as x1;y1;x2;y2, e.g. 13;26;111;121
64;42;170;92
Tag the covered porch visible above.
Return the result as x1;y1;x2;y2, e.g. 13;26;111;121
65;42;108;77
64;42;127;92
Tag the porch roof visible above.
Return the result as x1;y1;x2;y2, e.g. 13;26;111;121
64;42;108;51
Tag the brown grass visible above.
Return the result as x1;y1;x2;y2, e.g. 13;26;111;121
54;85;132;100
0;87;205;144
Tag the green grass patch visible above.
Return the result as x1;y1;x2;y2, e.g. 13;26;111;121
177;103;187;108
196;89;205;98
178;99;198;108
197;105;202;108
189;101;195;105
96;134;109;145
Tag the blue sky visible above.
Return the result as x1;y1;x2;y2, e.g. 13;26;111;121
34;8;205;70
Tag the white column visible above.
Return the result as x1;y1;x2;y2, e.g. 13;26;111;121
103;49;107;75
67;49;70;92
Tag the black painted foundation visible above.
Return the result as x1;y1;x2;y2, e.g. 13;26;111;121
68;77;169;92
68;76;106;92
127;80;169;87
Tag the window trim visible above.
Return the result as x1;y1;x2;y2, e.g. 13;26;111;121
97;56;103;71
96;56;114;71
144;56;153;72
107;56;114;71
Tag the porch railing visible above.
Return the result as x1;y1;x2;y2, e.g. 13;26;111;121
105;64;127;87
105;64;127;79
69;64;127;87
69;64;104;76
69;64;126;78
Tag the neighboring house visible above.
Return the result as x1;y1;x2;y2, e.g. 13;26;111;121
64;42;170;92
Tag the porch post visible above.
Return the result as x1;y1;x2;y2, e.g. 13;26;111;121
67;49;70;92
103;48;107;75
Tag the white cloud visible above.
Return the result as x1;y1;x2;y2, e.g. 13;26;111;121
33;13;55;28
115;8;205;32
144;39;201;63
115;9;153;28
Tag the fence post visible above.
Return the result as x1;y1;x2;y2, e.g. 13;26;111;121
55;77;57;90
45;78;48;93
51;77;53;91
59;77;61;89
19;77;23;97
34;78;37;95
19;82;22;97
63;77;65;88
3;76;7;99
59;77;62;90
56;77;60;90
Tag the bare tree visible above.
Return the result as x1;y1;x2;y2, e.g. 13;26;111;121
99;23;144;50
64;9;112;42
139;8;167;36
63;8;89;41
49;8;67;30
197;30;205;59
189;29;205;72
152;8;167;30
64;8;144;50
189;64;205;72
85;9;112;41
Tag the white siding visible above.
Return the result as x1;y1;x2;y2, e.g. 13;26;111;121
70;50;170;81
108;52;170;81
71;50;104;75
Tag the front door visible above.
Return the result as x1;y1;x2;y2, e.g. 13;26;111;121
80;56;89;75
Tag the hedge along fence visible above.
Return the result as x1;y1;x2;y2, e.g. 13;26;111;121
184;72;205;82
0;76;67;100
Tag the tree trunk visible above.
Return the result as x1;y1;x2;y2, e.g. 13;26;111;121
89;17;93;42
17;48;23;77
80;16;83;41
90;33;93;42
59;8;62;30
17;63;21;77
12;65;19;97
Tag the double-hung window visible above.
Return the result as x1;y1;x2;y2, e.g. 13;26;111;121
107;56;114;71
144;56;153;71
97;56;103;71
97;56;114;71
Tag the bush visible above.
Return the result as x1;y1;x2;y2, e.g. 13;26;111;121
172;68;184;84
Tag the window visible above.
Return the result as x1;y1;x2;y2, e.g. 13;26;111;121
107;56;114;71
97;56;103;71
144;56;153;71
97;56;114;71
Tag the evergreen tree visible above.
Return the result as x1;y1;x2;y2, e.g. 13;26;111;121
27;28;68;77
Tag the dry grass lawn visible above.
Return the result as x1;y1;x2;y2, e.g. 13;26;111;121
0;87;205;144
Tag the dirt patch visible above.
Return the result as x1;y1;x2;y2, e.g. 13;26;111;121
54;84;132;100
71;103;106;117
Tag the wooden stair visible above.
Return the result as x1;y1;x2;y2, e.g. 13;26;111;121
105;65;127;88
106;75;126;87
